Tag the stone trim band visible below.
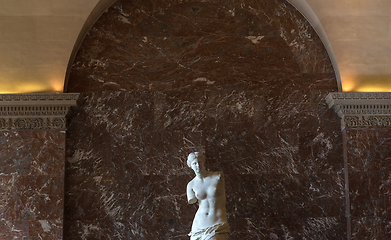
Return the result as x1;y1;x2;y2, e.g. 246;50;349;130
0;117;66;130
0;93;79;103
326;92;391;129
344;116;391;128
0;105;71;117
0;93;79;130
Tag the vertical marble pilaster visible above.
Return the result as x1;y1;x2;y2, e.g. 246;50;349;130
327;92;391;239
0;93;78;239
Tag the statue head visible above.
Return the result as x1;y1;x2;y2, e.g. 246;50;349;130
187;152;205;168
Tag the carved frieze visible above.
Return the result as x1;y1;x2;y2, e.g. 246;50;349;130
0;93;79;102
326;92;391;129
0;93;79;130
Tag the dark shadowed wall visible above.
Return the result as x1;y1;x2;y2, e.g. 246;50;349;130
65;0;345;239
345;128;391;239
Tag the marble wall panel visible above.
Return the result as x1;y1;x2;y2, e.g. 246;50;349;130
66;0;333;93
65;88;344;239
0;219;29;239
64;0;343;239
346;129;391;239
69;34;298;92
65;173;195;239
29;219;63;240
0;130;65;239
351;218;391;240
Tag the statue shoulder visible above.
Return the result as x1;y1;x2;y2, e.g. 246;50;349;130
187;178;195;188
187;178;194;186
212;171;224;181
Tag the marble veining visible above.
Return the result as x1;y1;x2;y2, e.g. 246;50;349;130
67;0;333;93
0;130;65;239
64;0;343;239
65;88;344;239
347;129;391;239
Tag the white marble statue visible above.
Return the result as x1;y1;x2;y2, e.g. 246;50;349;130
186;152;230;240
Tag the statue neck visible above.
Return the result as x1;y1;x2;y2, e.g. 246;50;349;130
195;169;208;179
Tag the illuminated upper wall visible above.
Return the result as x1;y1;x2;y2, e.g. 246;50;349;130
306;0;391;92
0;0;389;93
0;0;100;93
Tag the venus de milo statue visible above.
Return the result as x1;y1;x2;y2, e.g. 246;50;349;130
186;152;230;240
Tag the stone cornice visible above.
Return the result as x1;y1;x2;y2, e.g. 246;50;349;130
0;93;79;130
326;92;391;129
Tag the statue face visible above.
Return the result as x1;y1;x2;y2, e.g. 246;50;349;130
190;155;204;174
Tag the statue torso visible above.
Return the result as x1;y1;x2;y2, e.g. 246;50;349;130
188;172;228;231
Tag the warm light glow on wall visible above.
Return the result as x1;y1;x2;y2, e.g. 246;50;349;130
356;86;391;92
341;79;355;92
50;79;64;92
0;82;60;94
342;75;391;92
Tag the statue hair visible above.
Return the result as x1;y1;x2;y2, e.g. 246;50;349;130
187;152;205;167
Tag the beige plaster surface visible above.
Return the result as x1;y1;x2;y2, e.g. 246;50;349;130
306;0;391;91
0;0;99;93
0;0;390;93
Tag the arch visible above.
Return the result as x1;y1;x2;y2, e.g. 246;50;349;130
287;0;341;91
63;0;341;92
63;1;345;239
63;0;117;92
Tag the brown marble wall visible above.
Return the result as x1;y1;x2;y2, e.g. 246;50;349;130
346;129;391;239
65;0;345;239
66;0;334;93
0;130;65;239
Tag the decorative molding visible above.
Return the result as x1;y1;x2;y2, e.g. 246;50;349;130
0;93;79;130
0;105;71;117
326;92;391;129
344;116;391;128
0;93;79;103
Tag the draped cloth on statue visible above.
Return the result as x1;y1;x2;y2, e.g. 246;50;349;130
188;222;230;240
